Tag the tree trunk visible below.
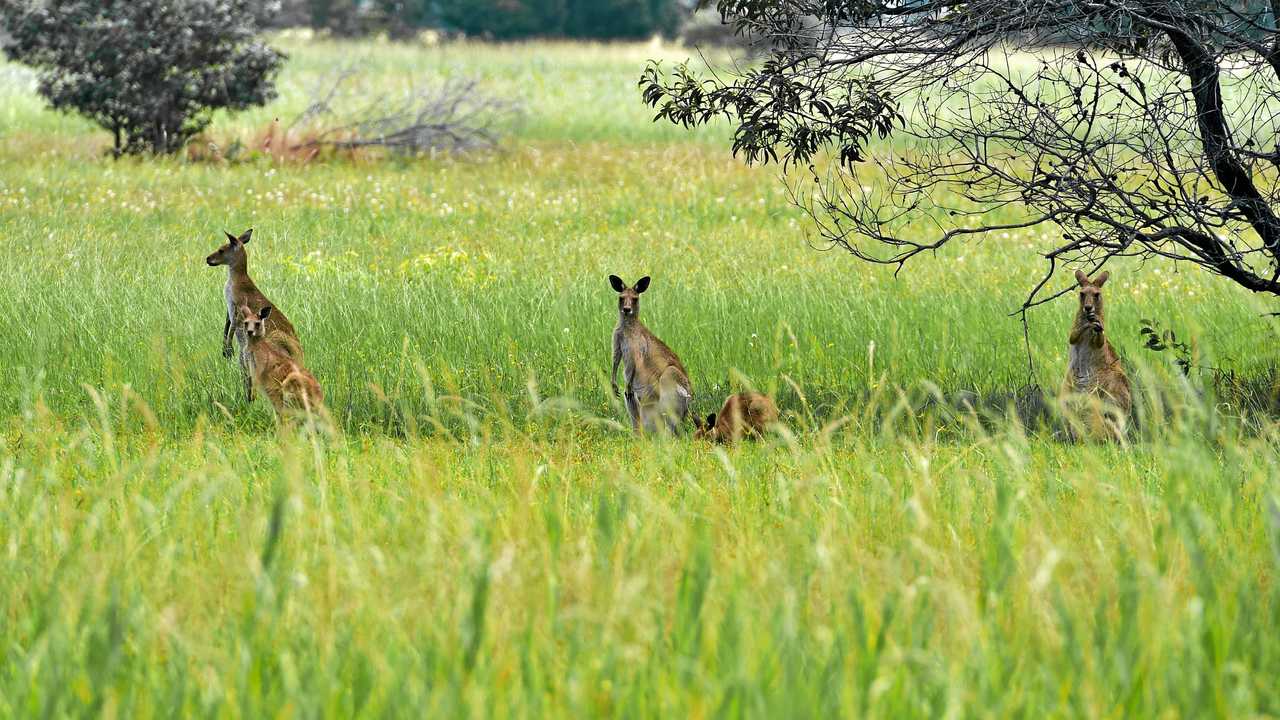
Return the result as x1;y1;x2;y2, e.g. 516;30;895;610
1165;26;1280;271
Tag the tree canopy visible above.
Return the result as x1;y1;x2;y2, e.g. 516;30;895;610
641;0;1280;305
292;0;685;40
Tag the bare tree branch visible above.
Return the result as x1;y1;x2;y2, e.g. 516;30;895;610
290;68;523;157
643;0;1280;306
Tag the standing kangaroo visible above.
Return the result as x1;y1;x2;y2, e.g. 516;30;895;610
206;228;303;402
609;275;692;434
238;305;326;421
694;392;779;443
1063;270;1132;439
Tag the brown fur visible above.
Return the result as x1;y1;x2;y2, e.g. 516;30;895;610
238;305;325;421
694;392;779;443
1062;270;1132;440
609;275;692;434
206;228;304;402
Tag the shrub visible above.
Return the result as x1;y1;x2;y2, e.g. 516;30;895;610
247;0;310;28
432;0;683;40
562;0;681;40
0;0;284;156
305;0;372;36
678;8;755;51
434;0;566;40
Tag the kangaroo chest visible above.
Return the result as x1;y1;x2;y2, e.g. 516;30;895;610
226;274;258;351
225;278;247;345
619;332;647;364
1068;341;1104;391
618;330;663;395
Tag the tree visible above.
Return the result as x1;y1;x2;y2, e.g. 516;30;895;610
306;0;369;36
563;0;682;39
246;0;309;28
432;0;684;40
435;0;567;39
374;0;436;39
1;0;284;155
640;0;1280;305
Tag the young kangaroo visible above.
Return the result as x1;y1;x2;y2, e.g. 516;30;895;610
206;228;303;402
1063;270;1132;439
693;392;779;443
609;275;692;434
238;305;325;421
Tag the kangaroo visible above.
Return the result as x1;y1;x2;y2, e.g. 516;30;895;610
1062;270;1132;440
238;305;326;421
694;392;779;443
206;228;303;402
609;275;692;434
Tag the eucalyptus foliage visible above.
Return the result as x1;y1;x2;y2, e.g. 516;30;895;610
642;0;1280;305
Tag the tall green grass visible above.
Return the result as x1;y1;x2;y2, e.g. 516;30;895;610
0;143;1274;432
2;389;1278;716
1;38;1278;717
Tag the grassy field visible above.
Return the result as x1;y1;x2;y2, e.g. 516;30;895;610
1;38;1279;717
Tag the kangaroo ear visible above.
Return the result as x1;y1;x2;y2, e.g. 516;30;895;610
608;275;626;293
238;228;253;245
258;306;273;320
1075;269;1089;287
634;276;651;293
224;230;239;245
706;413;716;428
1094;270;1110;287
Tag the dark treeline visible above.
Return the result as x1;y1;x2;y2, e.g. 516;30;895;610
253;0;687;40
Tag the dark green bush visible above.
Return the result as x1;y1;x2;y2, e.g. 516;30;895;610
431;0;683;40
1;0;284;156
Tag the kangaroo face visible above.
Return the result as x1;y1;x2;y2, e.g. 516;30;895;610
609;274;650;318
693;412;719;441
1075;270;1109;319
239;304;272;340
206;228;252;267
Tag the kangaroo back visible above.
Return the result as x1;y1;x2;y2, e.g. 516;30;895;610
643;330;689;380
234;284;302;364
253;346;324;418
282;369;324;414
696;392;779;443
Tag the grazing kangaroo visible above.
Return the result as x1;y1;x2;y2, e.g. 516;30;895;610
609;275;692;434
238;305;325;421
694;392;779;443
206;228;303;402
1062;270;1132;440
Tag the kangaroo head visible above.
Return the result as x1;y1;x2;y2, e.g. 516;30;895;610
206;228;252;268
1074;270;1110;319
693;412;719;441
609;275;650;318
239;304;272;340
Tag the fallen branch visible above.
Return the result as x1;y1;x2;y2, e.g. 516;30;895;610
289;69;523;157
